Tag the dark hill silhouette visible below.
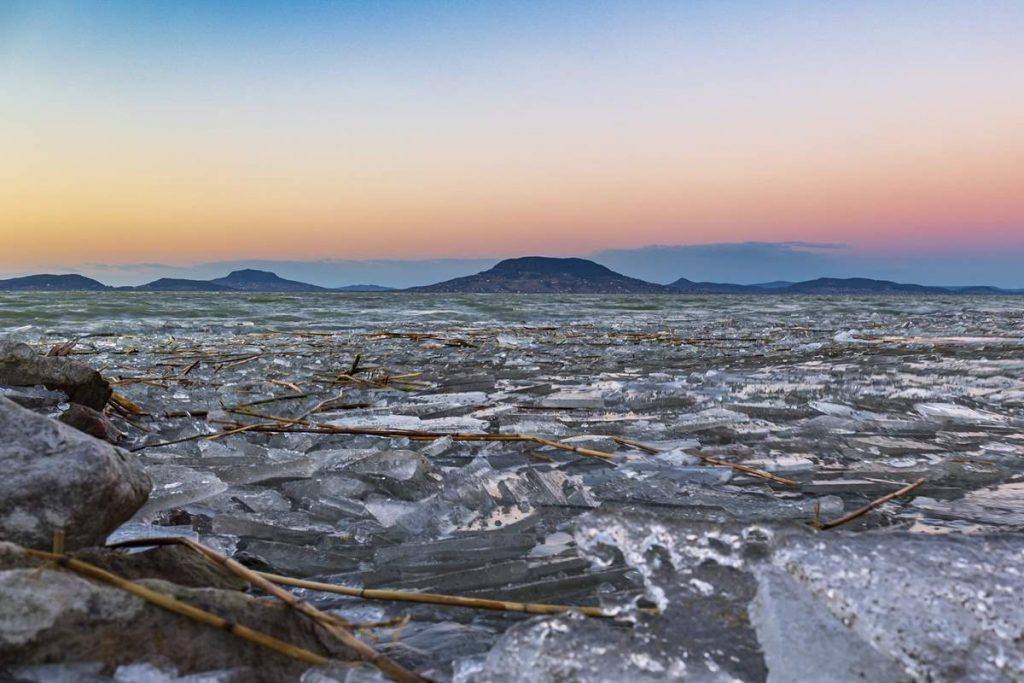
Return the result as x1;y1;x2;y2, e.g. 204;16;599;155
0;274;108;291
782;277;945;294
210;269;327;292
332;284;395;292
409;257;672;293
134;278;236;292
130;270;378;292
667;278;755;293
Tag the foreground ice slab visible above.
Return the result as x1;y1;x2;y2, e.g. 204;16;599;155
770;532;1024;682
455;511;1024;683
751;565;908;683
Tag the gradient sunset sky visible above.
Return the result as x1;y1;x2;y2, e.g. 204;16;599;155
2;1;1022;277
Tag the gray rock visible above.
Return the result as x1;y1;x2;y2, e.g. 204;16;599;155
4;660;246;682
59;403;121;444
0;397;151;550
0;542;246;591
0;341;111;410
0;564;353;681
74;546;248;592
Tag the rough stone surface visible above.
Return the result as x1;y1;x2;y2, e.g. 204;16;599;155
0;341;112;410
0;566;352;682
0;397;151;550
71;546;249;591
59;403;121;444
0;540;243;600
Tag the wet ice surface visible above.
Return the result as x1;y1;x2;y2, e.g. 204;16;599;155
3;292;1024;681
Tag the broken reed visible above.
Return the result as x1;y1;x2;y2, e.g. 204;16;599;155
112;537;633;620
135;413;796;486
813;477;926;530
110;537;430;683
22;548;330;667
136;416;618;461
243;423;618;460
256;572;631;619
612;436;798;486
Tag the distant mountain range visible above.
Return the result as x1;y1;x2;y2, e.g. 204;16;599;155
0;270;394;293
1;260;1022;294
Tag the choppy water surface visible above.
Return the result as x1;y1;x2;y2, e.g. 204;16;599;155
5;290;1021;336
3;292;1024;682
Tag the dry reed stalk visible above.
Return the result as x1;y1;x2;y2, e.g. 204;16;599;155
136;411;616;462
815;477;926;530
207;407;618;461
109;392;145;415
205;422;276;441
611;437;659;454
111;376;216;386
51;529;65;555
613;437;797;486
352;615;411;633
22;548;330;667
255;572;633;618
245;423;617;461
130;431;209;451
111;538;430;683
944;456;996;466
213;354;262;373
163;409;210;418
239;392;310;407
270;379;304;392
692;453;798;487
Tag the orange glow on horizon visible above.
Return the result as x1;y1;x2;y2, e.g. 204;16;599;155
2;2;1022;267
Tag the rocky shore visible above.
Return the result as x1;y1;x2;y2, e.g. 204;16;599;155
0;345;362;681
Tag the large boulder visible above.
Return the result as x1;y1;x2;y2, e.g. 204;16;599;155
0;559;354;681
0;340;112;410
0;397;151;550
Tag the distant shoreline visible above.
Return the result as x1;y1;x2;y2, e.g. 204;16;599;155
2;258;1022;295
2;290;1021;297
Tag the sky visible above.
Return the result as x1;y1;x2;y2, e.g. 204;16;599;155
2;1;1023;284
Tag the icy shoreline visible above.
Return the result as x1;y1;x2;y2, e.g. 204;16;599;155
2;293;1023;681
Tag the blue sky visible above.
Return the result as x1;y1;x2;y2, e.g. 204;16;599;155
2;1;1022;281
